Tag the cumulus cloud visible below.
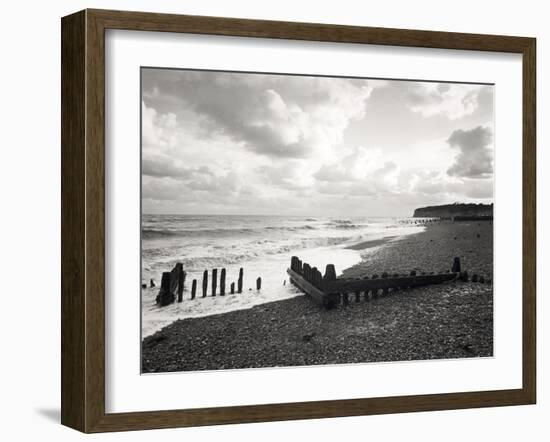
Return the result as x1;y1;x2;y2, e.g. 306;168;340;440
409;170;493;200
143;70;373;159
141;68;494;215
142;101;178;150
406;83;487;120
314;146;401;196
142;155;214;180
446;125;493;179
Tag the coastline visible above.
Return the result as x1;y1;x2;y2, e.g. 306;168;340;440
344;236;397;251
142;221;493;373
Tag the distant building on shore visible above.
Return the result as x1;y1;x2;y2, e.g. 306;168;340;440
413;203;493;220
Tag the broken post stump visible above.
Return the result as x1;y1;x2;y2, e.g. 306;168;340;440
156;271;175;306
324;264;336;281
452;257;461;273
177;269;184;303
150;278;155;288
230;282;235;294
191;279;197;300
212;268;217;296
256;277;262;290
238;268;243;293
220;268;226;295
342;292;349;306
202;270;208;297
382;272;389;295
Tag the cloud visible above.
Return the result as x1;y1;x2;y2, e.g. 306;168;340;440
142;101;178;150
446;125;493;179
142;70;374;159
409;170;493;200
406;83;487;120
141;69;494;215
314;146;401;196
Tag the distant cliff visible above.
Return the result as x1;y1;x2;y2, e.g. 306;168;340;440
413;203;493;219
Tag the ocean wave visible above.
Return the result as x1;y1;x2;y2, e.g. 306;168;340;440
142;224;318;239
143;235;355;272
325;219;363;229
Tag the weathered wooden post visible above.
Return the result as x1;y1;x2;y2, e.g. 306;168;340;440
220;268;226;295
324;264;336;281
452;257;461;273
230;282;235;294
156;271;175;306
312;267;318;288
150;278;155;288
291;256;298;272
191;279;197;300
342;292;349;306
177;269;184;303
202;270;208;297
238;268;243;293
382;272;389;295
372;274;379;298
256;277;262;290
212;268;217;296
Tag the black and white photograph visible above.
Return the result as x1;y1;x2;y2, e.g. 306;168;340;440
140;68;494;374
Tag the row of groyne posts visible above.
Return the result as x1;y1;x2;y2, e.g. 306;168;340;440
151;264;263;307
399;216;493;225
287;255;489;310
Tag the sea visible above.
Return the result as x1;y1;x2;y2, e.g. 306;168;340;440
141;214;423;337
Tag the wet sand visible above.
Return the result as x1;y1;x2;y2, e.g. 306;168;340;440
142;221;493;373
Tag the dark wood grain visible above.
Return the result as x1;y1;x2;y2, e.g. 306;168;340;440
522;38;537;403
61;10;86;431
61;8;537;433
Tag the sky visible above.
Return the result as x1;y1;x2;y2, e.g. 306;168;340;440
141;68;494;217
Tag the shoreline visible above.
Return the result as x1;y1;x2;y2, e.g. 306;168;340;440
344;235;398;250
141;228;419;337
142;221;493;373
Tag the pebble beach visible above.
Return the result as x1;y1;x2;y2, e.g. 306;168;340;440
142;220;493;373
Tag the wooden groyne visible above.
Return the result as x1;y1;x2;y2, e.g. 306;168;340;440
152;264;262;307
156;263;185;306
287;256;484;309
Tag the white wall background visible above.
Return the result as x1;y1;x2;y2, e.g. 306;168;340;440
0;0;546;440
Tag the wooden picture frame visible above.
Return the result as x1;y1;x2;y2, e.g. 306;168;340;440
61;9;536;433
